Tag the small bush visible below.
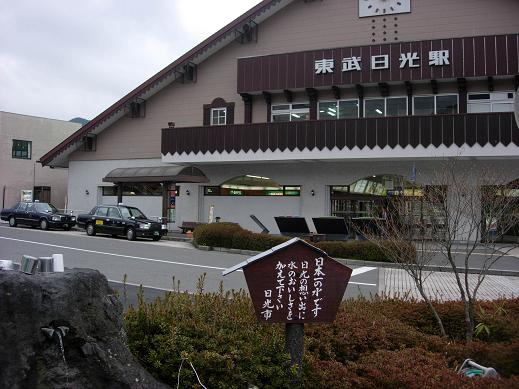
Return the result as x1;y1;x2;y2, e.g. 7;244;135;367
370;298;519;342
193;222;244;248
125;285;519;388
193;222;289;251
314;240;416;262
194;223;414;263
125;279;295;388
348;348;517;389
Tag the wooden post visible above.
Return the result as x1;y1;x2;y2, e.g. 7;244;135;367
285;323;304;383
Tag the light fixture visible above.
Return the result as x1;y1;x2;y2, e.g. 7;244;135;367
310;190;315;196
85;190;89;195
246;175;269;180
186;189;190;196
375;109;383;115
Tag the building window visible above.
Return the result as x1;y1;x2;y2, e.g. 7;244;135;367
101;184;180;197
364;97;407;117
204;98;235;126
204;175;300;196
318;99;359;119
12;139;32;159
33;186;51;203
101;186;118;196
413;94;458;115
211;108;227;125
272;103;310;122
468;92;515;113
83;135;96;152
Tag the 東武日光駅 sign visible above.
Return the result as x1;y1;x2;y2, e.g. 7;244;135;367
222;237;352;324
237;34;519;93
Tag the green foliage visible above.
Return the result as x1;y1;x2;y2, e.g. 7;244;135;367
125;276;295;388
314;240;407;262
193;222;289;251
314;240;417;262
193;222;413;263
125;285;519;388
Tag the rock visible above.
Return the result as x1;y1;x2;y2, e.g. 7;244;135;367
0;268;170;389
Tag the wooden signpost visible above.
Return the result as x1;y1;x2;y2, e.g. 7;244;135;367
223;238;353;382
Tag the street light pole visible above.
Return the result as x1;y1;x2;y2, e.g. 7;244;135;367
33;161;36;202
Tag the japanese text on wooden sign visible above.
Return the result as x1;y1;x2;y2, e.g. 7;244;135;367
240;240;352;324
261;257;326;321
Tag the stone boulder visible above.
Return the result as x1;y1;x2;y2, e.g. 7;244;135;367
0;268;170;389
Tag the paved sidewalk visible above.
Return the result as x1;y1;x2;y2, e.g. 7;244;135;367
381;268;519;301
499;246;519;259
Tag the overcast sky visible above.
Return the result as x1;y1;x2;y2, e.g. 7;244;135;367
0;0;259;121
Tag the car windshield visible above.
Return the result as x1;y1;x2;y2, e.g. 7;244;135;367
34;203;58;213
120;207;147;220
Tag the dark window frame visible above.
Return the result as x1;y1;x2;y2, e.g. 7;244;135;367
204;184;301;197
12;139;32;159
82;135;97;152
33;186;51;203
203;98;235;126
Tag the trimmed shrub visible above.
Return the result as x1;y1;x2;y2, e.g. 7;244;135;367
125;287;519;388
347;348;517;389
314;240;416;262
193;222;415;263
193;222;289;251
125;283;295;388
192;222;243;248
367;298;519;342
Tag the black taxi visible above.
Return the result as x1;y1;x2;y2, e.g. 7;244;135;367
0;201;76;230
77;204;167;241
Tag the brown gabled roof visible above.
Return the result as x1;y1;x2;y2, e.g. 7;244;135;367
40;0;290;167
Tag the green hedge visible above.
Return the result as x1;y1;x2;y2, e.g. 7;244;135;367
314;240;407;262
193;222;290;252
125;287;519;388
193;222;414;262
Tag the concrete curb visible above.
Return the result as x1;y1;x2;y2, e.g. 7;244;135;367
193;244;519;277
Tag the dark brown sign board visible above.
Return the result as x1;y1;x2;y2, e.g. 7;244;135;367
223;238;352;323
274;216;311;235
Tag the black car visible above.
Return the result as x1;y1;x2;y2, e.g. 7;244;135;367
77;205;168;241
1;201;76;230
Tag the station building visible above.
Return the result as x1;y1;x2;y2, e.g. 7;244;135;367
41;0;519;236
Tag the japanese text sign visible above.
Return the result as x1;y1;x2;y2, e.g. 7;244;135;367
237;34;519;93
224;238;352;324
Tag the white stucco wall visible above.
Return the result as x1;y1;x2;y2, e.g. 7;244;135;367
67;159;199;229
67;157;519;236
202;196;302;234
68;159;163;215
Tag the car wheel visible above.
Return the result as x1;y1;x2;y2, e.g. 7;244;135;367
152;236;161;241
40;219;49;230
86;223;96;236
126;227;136;241
8;216;17;227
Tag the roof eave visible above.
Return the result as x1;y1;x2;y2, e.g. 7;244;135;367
40;0;293;167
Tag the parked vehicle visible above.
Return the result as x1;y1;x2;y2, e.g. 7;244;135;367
0;201;76;230
77;205;168;241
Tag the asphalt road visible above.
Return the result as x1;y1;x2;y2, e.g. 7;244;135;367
0;225;380;308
